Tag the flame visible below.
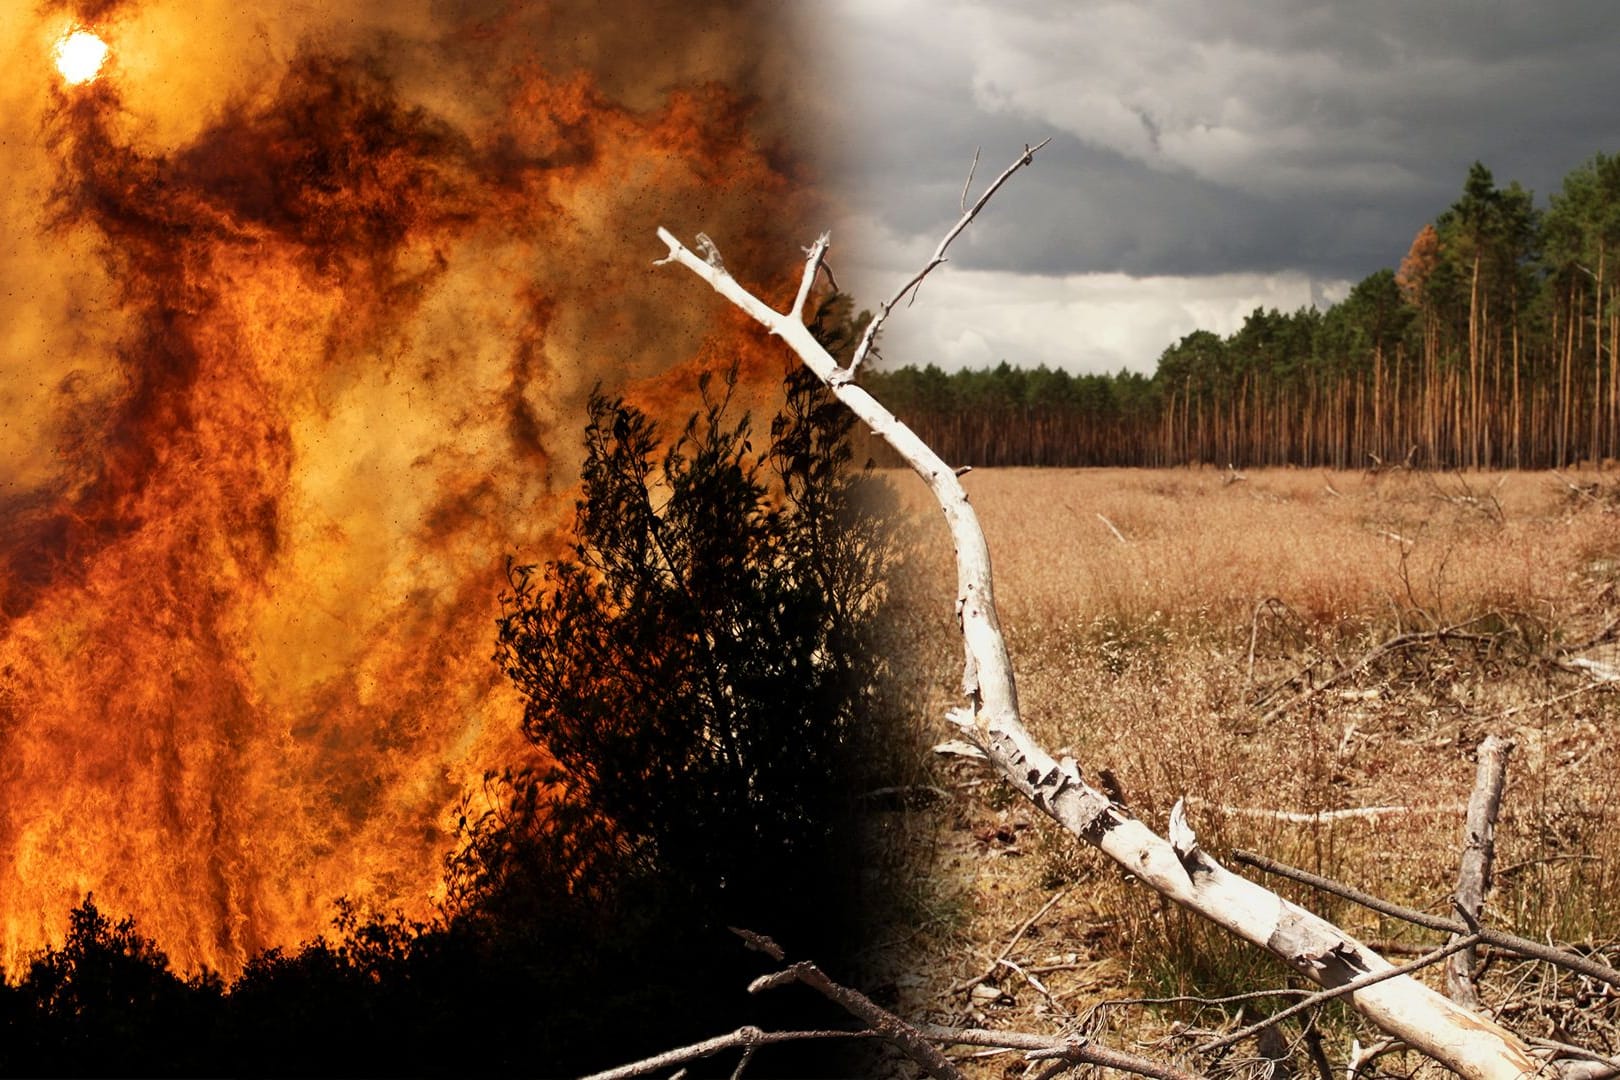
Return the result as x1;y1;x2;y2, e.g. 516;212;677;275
53;29;109;85
2;3;820;977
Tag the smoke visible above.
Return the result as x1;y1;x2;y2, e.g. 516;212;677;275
0;0;821;974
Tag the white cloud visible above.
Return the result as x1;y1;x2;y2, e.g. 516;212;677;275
848;265;1350;376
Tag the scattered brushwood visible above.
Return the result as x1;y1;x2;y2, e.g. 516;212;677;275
1424;470;1508;524
1556;472;1620;513
1251;608;1556;724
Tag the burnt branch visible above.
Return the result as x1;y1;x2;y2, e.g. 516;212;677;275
742;946;966;1080
577;1027;871;1080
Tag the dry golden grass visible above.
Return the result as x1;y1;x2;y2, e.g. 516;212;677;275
867;466;1620;1076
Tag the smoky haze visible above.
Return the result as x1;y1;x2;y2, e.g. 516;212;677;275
0;0;821;975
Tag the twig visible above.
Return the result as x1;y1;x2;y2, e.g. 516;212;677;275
917;1025;1207;1080
1493;681;1614;721
1527;1036;1620;1077
841;139;1052;382
1097;512;1129;544
1447;735;1512;1007
1087;988;1316;1012
1231;849;1620;988
1259;612;1515;724
1201;934;1482;1053
1187;798;1444;825
578;1027;870;1080
1493;853;1601;879
750;959;966;1079
1348;1037;1404;1079
996;956;1065;1015
960;146;981;213
953;888;1070;996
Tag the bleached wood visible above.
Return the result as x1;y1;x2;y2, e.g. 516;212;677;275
1447;735;1513;1007
655;197;1546;1078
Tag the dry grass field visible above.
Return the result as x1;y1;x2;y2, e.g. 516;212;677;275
863;466;1620;1077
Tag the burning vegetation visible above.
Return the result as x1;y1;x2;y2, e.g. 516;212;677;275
1;0;823;980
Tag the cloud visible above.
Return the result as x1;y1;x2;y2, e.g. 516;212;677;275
848;264;1350;376
809;0;1620;374
820;0;1620;280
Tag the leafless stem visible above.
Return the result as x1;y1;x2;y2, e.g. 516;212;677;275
578;1027;870;1080
749;958;966;1079
918;1025;1207;1080
1232;849;1620;988
842;139;1052;382
1260;612;1509;724
1202;934;1482;1054
952;888;1069;996
960;146;981;213
1097;512;1130;545
1447;735;1512;1007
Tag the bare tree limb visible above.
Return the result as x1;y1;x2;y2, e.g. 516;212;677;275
578;1026;870;1080
1231;848;1620;988
837;138;1053;383
917;1025;1208;1080
655;146;1549;1078
1202;933;1482;1054
1448;735;1513;1007
748;957;967;1079
1187;797;1454;825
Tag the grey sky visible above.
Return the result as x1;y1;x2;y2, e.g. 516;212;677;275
807;0;1620;374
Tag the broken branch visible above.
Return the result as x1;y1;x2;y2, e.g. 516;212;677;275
1231;849;1620;988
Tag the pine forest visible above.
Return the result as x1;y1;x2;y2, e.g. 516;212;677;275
864;154;1620;470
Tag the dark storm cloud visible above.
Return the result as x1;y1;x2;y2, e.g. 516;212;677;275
822;0;1620;282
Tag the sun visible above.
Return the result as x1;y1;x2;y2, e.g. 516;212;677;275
54;28;110;86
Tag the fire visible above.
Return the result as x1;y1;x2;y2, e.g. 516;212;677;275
3;4;820;978
53;29;108;85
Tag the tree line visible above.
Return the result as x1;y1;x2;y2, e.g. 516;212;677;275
863;152;1620;470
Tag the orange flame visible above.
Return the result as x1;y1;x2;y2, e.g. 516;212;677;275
1;3;818;976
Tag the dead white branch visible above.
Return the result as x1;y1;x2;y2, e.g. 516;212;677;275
1231;848;1620;988
654;146;1547;1078
1186;797;1454;825
1447;735;1513;1008
836;138;1052;383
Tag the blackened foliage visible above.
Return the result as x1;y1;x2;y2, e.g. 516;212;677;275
0;896;223;1077
439;336;898;1074
486;352;891;924
0;322;898;1076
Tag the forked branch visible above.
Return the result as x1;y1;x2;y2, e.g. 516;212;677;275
655;145;1546;1080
